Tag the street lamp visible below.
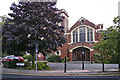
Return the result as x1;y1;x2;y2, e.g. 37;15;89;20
81;19;84;70
35;43;38;72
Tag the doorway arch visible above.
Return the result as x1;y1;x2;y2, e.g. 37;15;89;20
72;47;90;61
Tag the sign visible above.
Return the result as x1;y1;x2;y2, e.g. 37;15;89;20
16;63;25;66
38;54;41;57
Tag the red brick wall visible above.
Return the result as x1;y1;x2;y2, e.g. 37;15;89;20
69;52;73;61
37;54;45;61
52;17;103;61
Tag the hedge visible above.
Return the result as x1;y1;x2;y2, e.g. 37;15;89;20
3;59;23;68
33;62;50;70
47;54;61;62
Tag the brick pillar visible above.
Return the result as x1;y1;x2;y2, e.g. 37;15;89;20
69;52;73;61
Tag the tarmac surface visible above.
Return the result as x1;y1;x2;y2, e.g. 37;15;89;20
2;62;120;76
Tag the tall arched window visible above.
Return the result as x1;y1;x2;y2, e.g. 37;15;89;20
90;29;93;41
76;29;78;42
87;27;90;41
73;29;78;43
87;27;93;42
79;26;86;42
72;26;93;43
73;31;75;43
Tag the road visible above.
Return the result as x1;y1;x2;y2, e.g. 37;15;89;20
2;74;120;80
1;63;119;80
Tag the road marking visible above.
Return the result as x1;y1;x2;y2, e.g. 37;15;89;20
3;72;120;76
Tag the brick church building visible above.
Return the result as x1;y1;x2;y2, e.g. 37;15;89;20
54;9;103;61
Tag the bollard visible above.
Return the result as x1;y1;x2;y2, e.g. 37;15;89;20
102;63;104;72
82;53;84;70
64;57;66;73
91;56;93;64
82;62;84;70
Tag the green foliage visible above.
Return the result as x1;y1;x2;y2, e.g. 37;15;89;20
3;59;22;68
26;66;32;70
23;55;32;61
0;15;8;26
2;61;10;68
93;16;119;65
109;54;119;64
33;62;50;70
9;59;22;68
24;61;31;67
62;57;69;63
102;61;110;64
94;53;102;63
2;52;9;57
47;54;61;62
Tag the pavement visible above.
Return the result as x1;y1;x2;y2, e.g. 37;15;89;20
2;68;120;76
1;62;120;76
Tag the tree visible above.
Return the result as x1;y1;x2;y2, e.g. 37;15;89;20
93;16;120;71
113;16;120;72
0;15;8;57
2;22;30;56
93;27;118;62
2;2;66;67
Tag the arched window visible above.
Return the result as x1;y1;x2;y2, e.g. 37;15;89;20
87;27;90;41
79;26;86;42
72;26;93;43
73;29;78;43
76;29;78;42
90;29;93;41
73;31;75;43
87;27;93;42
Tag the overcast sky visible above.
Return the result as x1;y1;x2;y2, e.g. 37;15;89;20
0;0;119;29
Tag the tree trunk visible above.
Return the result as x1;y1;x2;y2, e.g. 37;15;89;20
31;51;35;68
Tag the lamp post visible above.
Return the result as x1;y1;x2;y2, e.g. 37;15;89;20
35;43;38;72
64;57;67;73
81;19;84;70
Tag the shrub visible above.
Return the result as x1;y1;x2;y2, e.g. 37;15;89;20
24;61;31;67
33;62;50;70
3;59;22;68
102;61;110;64
2;61;9;68
26;66;32;70
23;55;32;61
109;54;118;64
62;57;69;63
47;54;61;62
94;53;102;63
9;59;22;68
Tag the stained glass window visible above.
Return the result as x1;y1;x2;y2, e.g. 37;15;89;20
87;28;89;41
76;29;78;42
73;31;75;43
87;27;93;42
90;29;93;41
79;26;86;42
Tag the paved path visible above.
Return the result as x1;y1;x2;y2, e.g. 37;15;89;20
49;63;119;72
2;63;120;76
1;62;120;78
